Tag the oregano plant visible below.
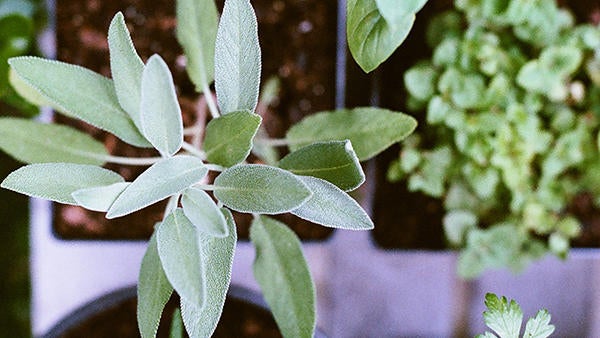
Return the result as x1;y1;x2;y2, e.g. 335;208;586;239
0;0;417;337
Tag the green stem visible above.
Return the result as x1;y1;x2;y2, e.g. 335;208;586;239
203;83;220;119
101;154;162;166
194;184;216;191
181;142;206;159
163;194;180;220
204;163;225;172
253;137;289;147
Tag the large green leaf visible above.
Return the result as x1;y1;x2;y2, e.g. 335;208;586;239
292;176;373;230
71;182;130;212
203;110;261;167
8;56;150;147
214;0;261;114
157;209;206;309
181;208;236;338
176;0;218;93
108;12;144;128
286;107;417;161
0;117;108;165
107;155;207;218
140;55;184;157
137;231;173;338
181;187;228;237
278;140;364;191
213;164;312;214
250;215;315;338
1;163;123;204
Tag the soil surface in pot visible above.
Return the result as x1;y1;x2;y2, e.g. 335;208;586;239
54;0;337;240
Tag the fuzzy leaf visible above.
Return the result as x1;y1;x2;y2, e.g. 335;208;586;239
8;56;150;147
203;110;261;167
1;163;123;204
71;182;130;212
138;231;173;338
108;12;144;128
292;176;373;230
140;55;184;157
250;215;316;338
157;209;206;309
213;164;312;214
176;0;218;93
107;155;207;218
278;141;364;191
181;208;236;338
181;187;228;237
286;107;417;161
0;117;108;165
523;309;555;338
214;0;261;113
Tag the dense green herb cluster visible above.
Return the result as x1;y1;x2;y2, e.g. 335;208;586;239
389;0;600;277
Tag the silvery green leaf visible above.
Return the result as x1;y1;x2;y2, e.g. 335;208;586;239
176;0;218;93
138;231;173;338
375;0;427;25
250;215;316;338
169;308;184;338
8;67;52;107
0;117;108;165
291;176;373;230
108;12;144;128
140;54;184;157
107;155;207;218
71;182;130;212
203;110;261;167
278;140;364;191
181;208;236;338
214;0;261;114
157;209;206;309
286;107;417;161
8;56;150;147
181;187;228;237
523;309;555;338
213;164;312;214
1;163;123;204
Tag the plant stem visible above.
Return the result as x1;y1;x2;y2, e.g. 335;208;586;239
181;142;206;159
101;154;162;166
203;84;220;119
204;163;225;172
163;194;180;220
194;184;216;191
253;137;289;147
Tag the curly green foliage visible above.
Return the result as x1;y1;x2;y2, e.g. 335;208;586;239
390;0;600;277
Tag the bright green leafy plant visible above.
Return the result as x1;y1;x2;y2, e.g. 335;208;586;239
0;0;417;336
389;0;600;277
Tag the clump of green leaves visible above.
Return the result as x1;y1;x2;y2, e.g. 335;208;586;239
389;0;600;277
477;293;555;338
0;0;416;337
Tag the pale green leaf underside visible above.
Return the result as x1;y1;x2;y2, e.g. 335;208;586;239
9;67;53;107
176;0;218;93
292;176;373;230
140;54;184;157
108;12;144;128
278;140;365;191
286;107;417;161
250;215;316;338
107;155;208;218
213;164;312;214
181;208;236;338
182;187;228;238
1;163;123;205
137;231;173;338
375;0;427;24
203;110;261;167
8;56;150;147
214;0;261;114
524;309;555;338
0;117;108;165
72;182;130;212
483;293;523;338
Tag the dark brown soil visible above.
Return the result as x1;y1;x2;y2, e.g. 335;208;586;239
54;0;337;240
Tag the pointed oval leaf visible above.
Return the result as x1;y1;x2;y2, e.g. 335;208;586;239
107;155;208;218
176;0;218;93
214;0;261;114
182;187;228;237
213;164;312;214
140;55;184;157
286;107;417;161
1;163;123;204
250;215;316;338
157;209;206;309
204;110;261;167
181;208;236;338
292;176;373;230
108;12;144;128
0;117;108;165
71;182;130;212
138;231;173;338
8;56;150;147
278;140;365;191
